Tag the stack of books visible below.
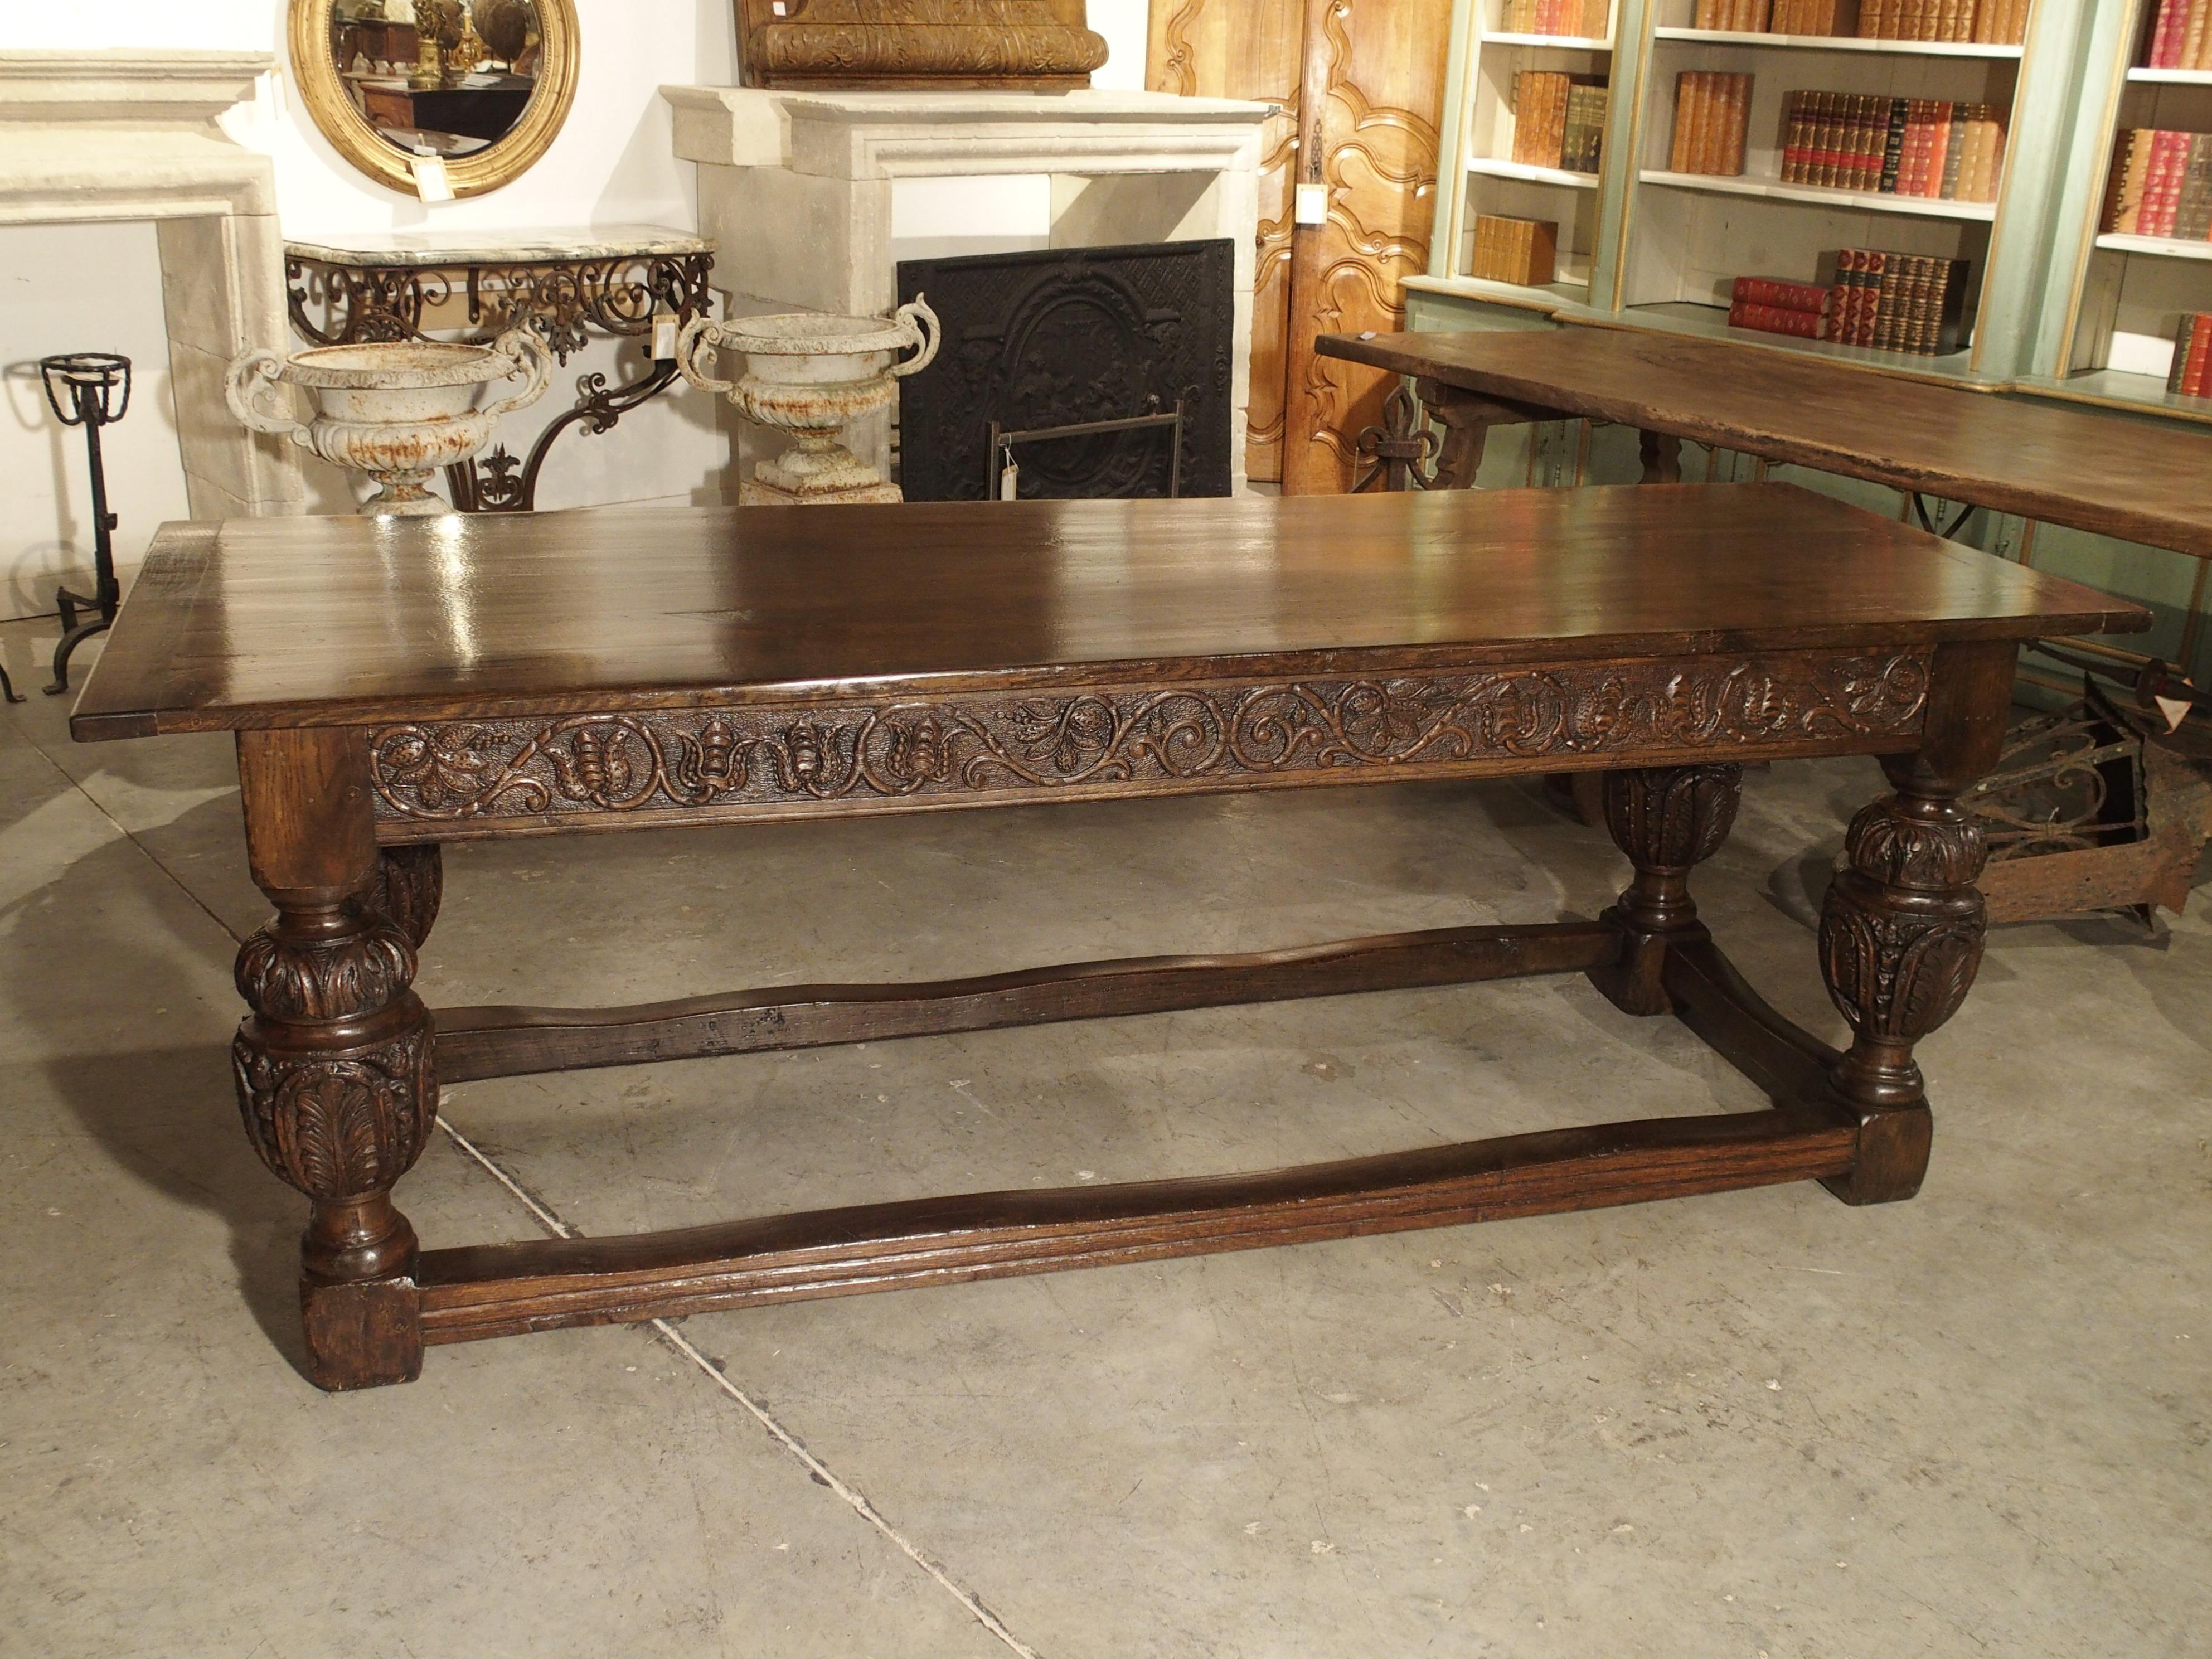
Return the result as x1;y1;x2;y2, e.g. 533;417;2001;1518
1779;95;2007;202
1726;276;1835;339
2104;130;2212;241
1669;72;1753;176
1691;0;1774;26
1470;215;1560;286
1692;0;2024;40
1511;72;1609;173
1823;249;1973;354
1859;0;2026;42
2169;313;2212;398
2143;0;2212;67
1501;0;1611;35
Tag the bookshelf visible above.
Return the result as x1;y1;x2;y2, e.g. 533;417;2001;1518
1399;0;2211;695
2036;0;2212;425
1414;0;2090;383
1423;0;1628;307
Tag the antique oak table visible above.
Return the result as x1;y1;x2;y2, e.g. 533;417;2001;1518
1317;325;2212;560
71;487;2146;1391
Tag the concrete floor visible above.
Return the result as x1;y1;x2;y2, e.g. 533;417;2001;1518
3;614;2207;1658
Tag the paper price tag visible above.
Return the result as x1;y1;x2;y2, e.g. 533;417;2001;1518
998;460;1020;501
651;310;679;363
1294;182;1328;226
410;154;454;203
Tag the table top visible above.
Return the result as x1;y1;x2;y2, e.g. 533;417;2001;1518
70;486;2145;741
1318;326;2212;561
283;224;711;268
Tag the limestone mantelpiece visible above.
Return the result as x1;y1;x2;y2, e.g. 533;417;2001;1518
662;86;1270;491
0;50;305;520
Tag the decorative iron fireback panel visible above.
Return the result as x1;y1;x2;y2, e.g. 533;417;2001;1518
894;239;1234;502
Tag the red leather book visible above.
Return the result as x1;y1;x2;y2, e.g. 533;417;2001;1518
1731;276;1834;313
1728;302;1831;338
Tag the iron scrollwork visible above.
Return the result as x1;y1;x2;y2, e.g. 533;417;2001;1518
284;247;717;513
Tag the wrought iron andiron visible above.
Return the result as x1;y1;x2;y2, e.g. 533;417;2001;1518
38;352;132;695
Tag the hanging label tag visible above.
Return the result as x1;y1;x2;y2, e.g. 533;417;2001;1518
651;309;679;363
1294;182;1328;226
410;154;454;203
998;459;1020;501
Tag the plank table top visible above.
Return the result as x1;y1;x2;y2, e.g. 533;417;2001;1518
1318;327;2212;561
70;484;2143;743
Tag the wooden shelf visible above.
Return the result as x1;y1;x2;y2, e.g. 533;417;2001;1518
1467;156;1602;188
1405;272;1590;312
1639;169;2000;221
2127;65;2212;84
1653;26;2022;59
2094;231;2212;260
1588;300;1982;383
2015;367;2212;426
1483;31;1613;50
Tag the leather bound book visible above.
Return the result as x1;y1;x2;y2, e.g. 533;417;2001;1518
2176;134;2212;241
2104;133;2150;234
2186;313;2212;397
1939;103;1967;199
1720;74;1751;175
1728;301;1829;338
2167;314;2201;394
1879;97;1909;192
1732;276;1834;313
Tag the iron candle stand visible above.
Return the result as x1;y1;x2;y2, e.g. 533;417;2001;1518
38;352;133;696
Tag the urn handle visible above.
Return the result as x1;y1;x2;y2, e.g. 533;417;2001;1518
675;316;738;397
478;328;554;420
889;293;941;379
223;349;312;447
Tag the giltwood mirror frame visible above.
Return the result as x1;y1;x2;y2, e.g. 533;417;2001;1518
289;0;580;198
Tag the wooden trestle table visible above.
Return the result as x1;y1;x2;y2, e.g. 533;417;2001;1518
1317;325;2212;560
71;486;2146;1391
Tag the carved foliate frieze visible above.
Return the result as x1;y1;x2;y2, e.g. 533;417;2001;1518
367;653;1932;828
232;1020;437;1205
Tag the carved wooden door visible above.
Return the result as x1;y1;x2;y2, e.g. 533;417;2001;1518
1148;0;1451;493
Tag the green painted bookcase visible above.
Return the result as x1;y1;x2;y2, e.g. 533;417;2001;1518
1403;0;2211;697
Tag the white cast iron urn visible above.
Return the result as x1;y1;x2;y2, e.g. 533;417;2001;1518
224;331;553;515
677;297;939;505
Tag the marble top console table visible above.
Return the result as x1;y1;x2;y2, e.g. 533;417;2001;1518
284;224;715;513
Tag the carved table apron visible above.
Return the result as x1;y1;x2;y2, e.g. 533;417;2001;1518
69;486;2148;1390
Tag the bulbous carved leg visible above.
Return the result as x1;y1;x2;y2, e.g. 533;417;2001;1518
1588;764;1743;1016
232;729;435;1389
235;900;436;1388
1817;753;1988;1206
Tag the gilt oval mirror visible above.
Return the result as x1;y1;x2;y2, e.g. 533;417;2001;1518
290;0;579;198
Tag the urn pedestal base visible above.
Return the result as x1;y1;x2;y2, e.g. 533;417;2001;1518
739;477;903;506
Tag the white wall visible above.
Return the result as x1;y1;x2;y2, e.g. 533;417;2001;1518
0;0;1151;610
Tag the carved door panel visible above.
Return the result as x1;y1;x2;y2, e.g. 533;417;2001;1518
1278;0;1451;494
1147;0;1303;483
1149;0;1451;493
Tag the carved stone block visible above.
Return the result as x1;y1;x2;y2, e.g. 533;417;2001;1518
736;0;1108;89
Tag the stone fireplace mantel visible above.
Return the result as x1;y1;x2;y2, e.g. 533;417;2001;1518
0;50;305;519
663;85;1271;491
